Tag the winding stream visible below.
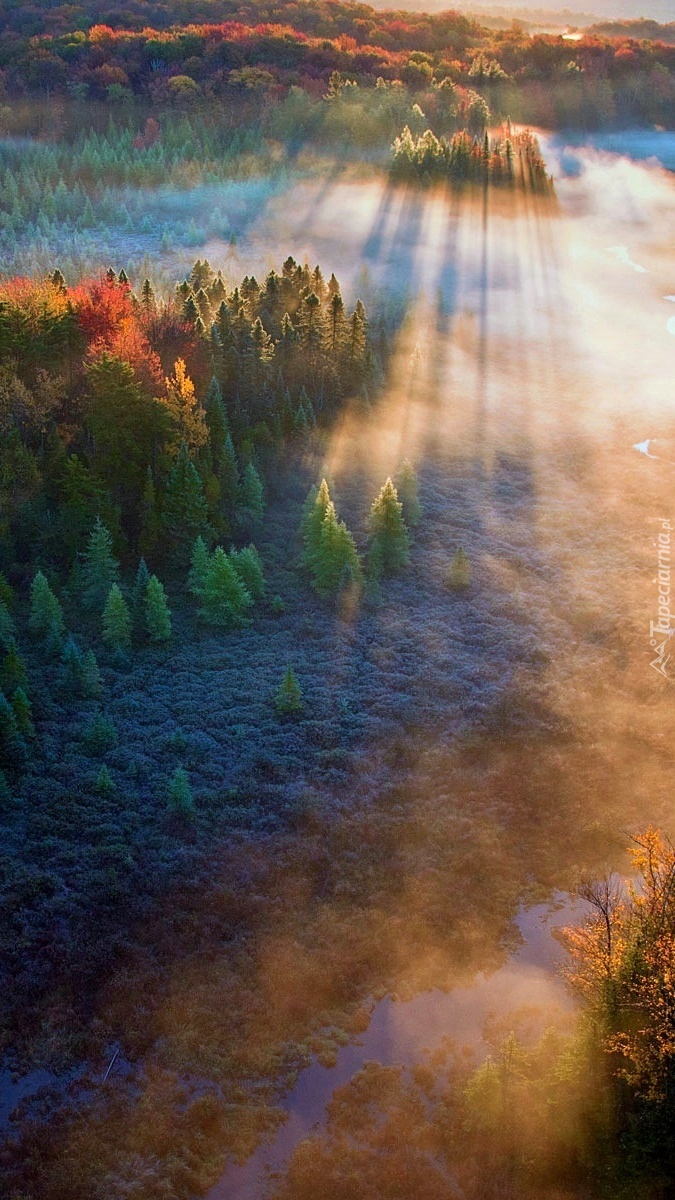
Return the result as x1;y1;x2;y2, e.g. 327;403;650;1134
209;891;586;1200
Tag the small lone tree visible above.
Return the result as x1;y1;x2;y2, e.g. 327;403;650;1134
275;666;303;716
168;766;194;819
367;477;409;577
95;764;115;795
145;575;172;642
395;460;421;527
102;584;131;651
29;571;66;653
446;547;471;590
200;546;253;628
81;517;120;612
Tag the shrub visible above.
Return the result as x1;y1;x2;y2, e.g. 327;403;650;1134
82;711;118;756
446;547;471;590
168;766;194;819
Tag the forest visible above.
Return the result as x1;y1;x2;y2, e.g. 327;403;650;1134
2;0;675;1199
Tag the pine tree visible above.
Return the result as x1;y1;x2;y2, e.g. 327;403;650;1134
313;501;362;596
301;478;331;569
219;432;239;516
138;468;161;561
132;557;151;615
275;666;303;716
230;544;265;603
1;640;27;695
367;478;409;577
200;546;253;628
168;766;194;819
11;687;34;738
188;535;211;599
395;460;421;527
29;571;66;653
81;516;119;612
205;376;229;470
145;575;172;642
102;584;131;651
82;710;117;755
163;441;211;561
238;462;265;528
81;648;102;697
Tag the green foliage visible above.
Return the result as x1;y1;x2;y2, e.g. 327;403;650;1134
11;687;34;739
275;666;303;716
446;547;471;590
271;594;286;615
395;460;421;528
145;575;172;643
188;535;211;599
168;766;195;819
367;478;409;577
95;765;115;795
0;599;15;651
102;583;131;651
200;546;253;628
81;711;118;756
29;571;66;653
313;501;362;597
230;544;265;603
163;441;211;561
132;557;151;614
301;478;331;569
391;124;553;193
238;462;265;528
81;516;120;613
81;648;103;698
1;640;27;694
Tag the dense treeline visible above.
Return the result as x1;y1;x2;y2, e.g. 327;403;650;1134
391;123;553;190
0;0;672;128
0;259;376;573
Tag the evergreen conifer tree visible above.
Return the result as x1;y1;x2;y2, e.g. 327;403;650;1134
188;535;211;599
95;764;115;795
0;689;25;771
367;478;409;576
163;441;211;561
237;462;265;527
200;547;252;628
102;584;131;651
301;478;331;569
81;648;102;697
395;460;422;527
1;640;27;695
29;571;66;652
313;501;362;596
230;544;265;603
132;557;151;615
275;666;303;716
145;575;172;642
11;687;34;738
0;600;14;651
138;467;161;561
81;516;120;612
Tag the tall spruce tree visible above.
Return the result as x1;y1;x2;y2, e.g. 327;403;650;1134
301;478;331;569
238;462;265;528
367;478;409;576
188;535;211;599
395;460;421;528
81;516;120;612
29;571;65;652
145;575;172;642
200;546;252;628
163;441;211;562
312;501;362;596
230;545;265;603
102;584;131;651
